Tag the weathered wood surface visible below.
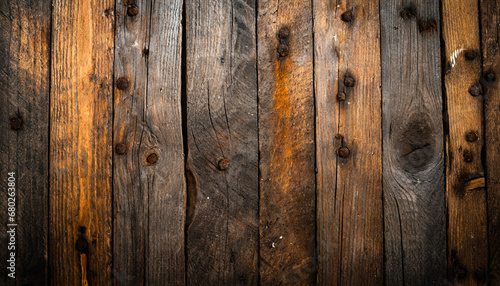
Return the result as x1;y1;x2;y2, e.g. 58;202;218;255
258;1;316;284
442;0;488;284
185;0;259;284
380;1;446;285
50;0;114;284
481;0;500;283
0;0;50;284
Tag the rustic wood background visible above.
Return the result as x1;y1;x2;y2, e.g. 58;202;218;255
0;0;499;285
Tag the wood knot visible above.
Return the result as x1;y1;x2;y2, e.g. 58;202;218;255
146;152;158;165
395;116;435;171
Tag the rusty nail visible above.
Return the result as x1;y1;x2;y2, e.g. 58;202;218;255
146;153;158;165
338;146;350;158
428;19;437;30
418;21;429;32
218;159;230;170
468;82;484;96
277;44;289;58
115;143;127;155
75;236;89;254
464;50;478;61
484;70;496;82
278;27;290;39
10;116;23;131
344;75;355;87
465;131;479;142
341;11;353;23
116;77;129;90
127;4;138;16
463;150;473;163
142;48;149;55
400;8;415;20
337;92;346;101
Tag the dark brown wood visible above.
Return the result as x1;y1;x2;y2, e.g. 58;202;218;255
380;1;446;285
314;1;384;285
442;0;488;284
258;1;316;284
0;0;50;284
481;0;500;283
50;0;114;284
185;0;259;284
112;0;150;284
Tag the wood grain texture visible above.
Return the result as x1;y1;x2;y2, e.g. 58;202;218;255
380;1;446;285
112;0;150;284
185;0;259;284
480;0;500;283
0;0;50;284
314;1;383;285
442;0;488;284
49;0;114;284
258;1;316;284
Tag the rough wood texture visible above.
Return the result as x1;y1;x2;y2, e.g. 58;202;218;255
0;0;50;284
314;1;383;285
112;0;150;284
380;1;446;285
442;0;488;284
185;0;259;284
49;0;114;284
258;1;316;284
481;0;500;283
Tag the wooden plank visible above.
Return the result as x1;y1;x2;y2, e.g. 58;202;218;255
49;0;114;284
185;0;259;284
112;0;150;284
0;0;50;284
258;1;316;284
145;0;186;284
480;0;500;283
314;1;383;284
442;0;488;284
380;1;446;285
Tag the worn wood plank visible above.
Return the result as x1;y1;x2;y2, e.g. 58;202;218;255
49;0;114;284
380;1;446;285
442;0;488;284
314;1;383;285
480;0;500;283
112;0;151;284
258;1;316;284
0;0;50;284
185;0;259;284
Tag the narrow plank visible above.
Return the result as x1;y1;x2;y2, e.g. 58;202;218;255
185;0;259;284
380;1;446;285
258;1;316;284
50;0;114;284
314;1;383;284
112;0;151;284
145;0;186;284
0;0;50;284
480;0;500;283
442;0;488;284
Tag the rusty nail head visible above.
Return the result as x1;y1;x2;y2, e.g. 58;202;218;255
465;131;479;142
484;70;496;82
10;117;23;131
75;236;89;254
418;21;429;32
338;146;350;158
341;11;353;23
428;19;437;30
464;50;478;61
218;159;230;170
400;8;415;20
278;27;290;39
468;82;484;96
344;75;355;87
127;4;138;16
337;92;346;101
142;48;149;55
277;44;289;58
116;77;129;90
463;150;473;163
146;153;158;165
115;143;127;155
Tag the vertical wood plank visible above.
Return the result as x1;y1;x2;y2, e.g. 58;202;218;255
258;1;316;284
186;0;259;284
50;0;114;284
0;0;50;284
442;0;488;284
112;0;150;284
380;1;446;285
481;0;500;283
314;0;383;284
145;0;186;284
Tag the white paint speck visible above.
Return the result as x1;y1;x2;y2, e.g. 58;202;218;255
272;242;275;248
207;197;210;200
279;236;283;239
449;48;464;70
